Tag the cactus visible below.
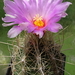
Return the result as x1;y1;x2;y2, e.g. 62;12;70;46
9;31;65;75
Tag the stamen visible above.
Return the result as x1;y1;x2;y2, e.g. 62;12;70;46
33;14;45;28
33;14;43;21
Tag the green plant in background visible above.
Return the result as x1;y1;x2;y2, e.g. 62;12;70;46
0;0;75;75
0;50;7;64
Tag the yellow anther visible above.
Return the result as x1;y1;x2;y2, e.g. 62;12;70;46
33;14;45;28
34;20;44;27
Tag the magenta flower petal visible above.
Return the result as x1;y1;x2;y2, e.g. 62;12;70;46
4;0;19;14
52;0;63;5
2;16;15;22
52;2;72;17
14;0;25;9
55;2;72;11
2;23;16;27
33;30;44;38
57;12;68;17
8;26;22;38
27;25;37;33
18;22;37;33
49;16;61;23
2;0;71;38
45;2;72;20
19;22;29;30
47;23;63;33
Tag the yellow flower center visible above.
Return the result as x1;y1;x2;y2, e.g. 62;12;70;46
33;14;45;28
34;20;44;27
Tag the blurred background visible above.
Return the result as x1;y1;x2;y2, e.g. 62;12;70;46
0;0;75;75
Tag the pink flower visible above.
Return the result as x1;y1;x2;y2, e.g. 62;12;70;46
2;0;72;38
